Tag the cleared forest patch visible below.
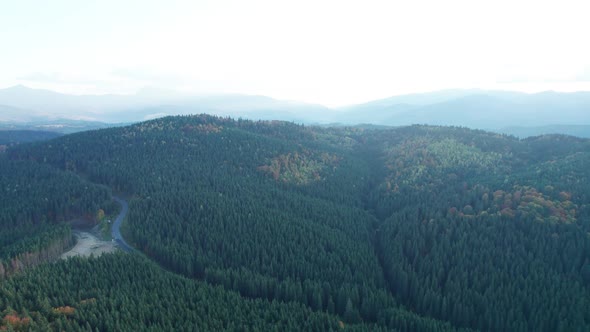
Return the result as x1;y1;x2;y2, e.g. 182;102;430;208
60;231;116;259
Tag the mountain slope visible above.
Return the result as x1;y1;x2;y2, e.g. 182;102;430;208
0;104;41;122
339;89;486;111
365;126;590;331
7;116;590;331
0;155;114;276
0;130;61;145
9;115;395;323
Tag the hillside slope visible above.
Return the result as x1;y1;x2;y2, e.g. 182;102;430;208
5;115;590;331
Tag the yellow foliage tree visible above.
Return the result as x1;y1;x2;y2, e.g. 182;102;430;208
96;209;105;222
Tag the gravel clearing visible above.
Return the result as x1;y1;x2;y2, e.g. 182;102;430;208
60;231;116;259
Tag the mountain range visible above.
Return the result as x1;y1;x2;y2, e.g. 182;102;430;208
0;85;589;137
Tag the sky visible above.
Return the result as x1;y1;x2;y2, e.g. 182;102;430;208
1;0;590;106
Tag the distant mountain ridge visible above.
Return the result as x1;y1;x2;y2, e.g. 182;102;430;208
0;85;588;136
337;90;590;129
0;85;333;124
498;125;590;139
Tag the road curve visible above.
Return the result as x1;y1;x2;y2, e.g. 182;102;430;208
112;196;135;253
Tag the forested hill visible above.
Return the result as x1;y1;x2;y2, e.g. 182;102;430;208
4;114;590;331
0;130;61;145
0;130;61;152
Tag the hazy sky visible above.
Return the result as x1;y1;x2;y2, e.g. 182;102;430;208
2;0;590;106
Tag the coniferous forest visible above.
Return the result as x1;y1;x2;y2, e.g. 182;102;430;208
1;114;590;331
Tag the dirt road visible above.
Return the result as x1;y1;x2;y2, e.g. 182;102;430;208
61;196;133;258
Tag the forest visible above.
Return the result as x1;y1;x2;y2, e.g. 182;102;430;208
1;114;590;331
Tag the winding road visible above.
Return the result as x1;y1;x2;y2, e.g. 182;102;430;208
112;196;135;252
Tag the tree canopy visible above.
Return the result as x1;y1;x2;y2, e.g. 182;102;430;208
2;115;590;331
